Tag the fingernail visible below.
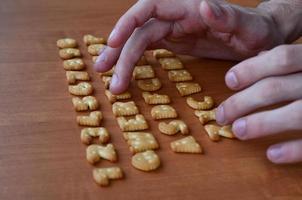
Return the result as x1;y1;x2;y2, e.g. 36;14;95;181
233;119;247;139
96;49;107;64
268;145;283;161
110;74;119;87
108;28;117;41
226;71;239;89
216;105;226;124
207;1;223;18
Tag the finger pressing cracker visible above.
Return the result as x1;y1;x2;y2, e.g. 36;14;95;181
131;150;160;171
158;120;189;135
86;143;117;164
153;49;174;58
194;108;216;125
66;71;90;84
63;58;85;70
112;101;139;117
186;96;214;110
72;96;99;111
117;114;148;131
56;38;77;48
105;90;131;104
92;167;123;187
87;44;106;56
151;105;178;120
102;76;112;89
158;57;184;70
68;82;93;96
133;65;155;80
81;127;110;145
59;48;81;59
123;132;159;153
168;70;193;82
77;111;103;126
83;34;106;46
204;124;235;141
176;82;202;96
137;78;162;92
170;136;203;154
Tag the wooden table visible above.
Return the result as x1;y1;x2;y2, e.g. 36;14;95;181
1;0;301;199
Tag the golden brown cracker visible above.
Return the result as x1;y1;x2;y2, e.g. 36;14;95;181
68;82;93;96
117;114;148;131
176;82;202;96
151;105;178;120
137;78;162;92
131;150;160;171
170;136;203;154
77;111;103;126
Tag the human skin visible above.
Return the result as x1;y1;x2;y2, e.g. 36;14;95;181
94;0;302;163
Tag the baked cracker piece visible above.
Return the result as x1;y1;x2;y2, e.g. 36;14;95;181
83;34;106;46
158;120;189;135
158;57;184;70
112;101;139;117
86;143;117;164
68;82;93;96
56;38;77;48
170;136;203;153
117;114;148;131
168;70;193;82
87;44;106;56
72;96;99;111
133;65;155;80
102;76;112;89
194;108;216;125
151;105;178;120
175;82;202;96
153;49;174;58
186;96;214;110
204;124;236;142
105;90;131;104
131;150;160;171
123;132;159;153
63;58;85;70
66;71;90;84
81;127;110;145
77;111;103;126
137;78;162;92
92;167;123;187
142;92;171;105
59;48;81;59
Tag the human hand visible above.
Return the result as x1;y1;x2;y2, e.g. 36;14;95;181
216;44;302;164
94;0;284;94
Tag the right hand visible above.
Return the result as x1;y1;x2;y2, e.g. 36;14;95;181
94;0;284;94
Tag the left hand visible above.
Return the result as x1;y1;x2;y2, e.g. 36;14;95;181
216;44;302;164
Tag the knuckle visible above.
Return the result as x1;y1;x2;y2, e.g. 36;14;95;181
273;45;294;67
258;77;284;103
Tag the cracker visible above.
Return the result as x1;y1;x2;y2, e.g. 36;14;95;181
92;56;98;63
150;105;178;120
105;90;131;103
218;125;236;138
77;111;103;126
56;38;77;48
99;66;115;77
112;101;139;117
133;65;155;80
137;78;162;92
186;96;214;110
158;120;189;135
170;136;203;154
72;96;99;111
136;55;148;66
194;108;216;125
59;48;81;59
158;57;184;70
83;34;106;46
63;58;85;70
86;143;117;164
153;49;174;58
117;114;148;131
204;125;235;141
123;132;159;153
68;82;93;96
168;70;193;82
175;82;202;96
142;92;171;105
81;127;110;145
66;71;90;84
102;76;112;89
93;167;123;187
87;44;106;56
131;150;160;171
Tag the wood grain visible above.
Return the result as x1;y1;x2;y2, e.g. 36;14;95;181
0;0;301;199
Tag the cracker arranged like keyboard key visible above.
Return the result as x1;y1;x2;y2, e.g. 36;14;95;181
83;34;106;46
77;111;103;126
137;78;162;92
153;49;174;58
59;48;81;59
123;132;159;153
66;71;90;84
56;38;77;48
81;127;110;145
158;120;189;135
151;105;178;120
93;167;123;187
204;124;235;141
186;96;214;110
112;101;139;117
87;44;105;56
142;92;171;105
131;150;160;171
63;58;85;70
117;114;148;131
133;65;155;80
105;90;131;103
168;70;193;82
194;108;216;125
68;82;93;96
170;136;203;154
72;96;99;111
176;82;202;96
158;57;184;70
86;143;117;164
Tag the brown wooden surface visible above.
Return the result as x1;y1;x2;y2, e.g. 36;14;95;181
1;0;302;199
